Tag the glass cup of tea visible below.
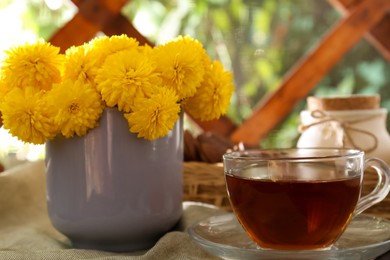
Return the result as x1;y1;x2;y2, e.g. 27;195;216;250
223;148;390;251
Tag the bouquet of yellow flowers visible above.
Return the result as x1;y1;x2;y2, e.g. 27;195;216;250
0;35;234;144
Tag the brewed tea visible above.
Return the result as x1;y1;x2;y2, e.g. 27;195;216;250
225;174;360;250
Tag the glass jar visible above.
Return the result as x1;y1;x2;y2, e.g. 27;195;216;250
297;95;390;165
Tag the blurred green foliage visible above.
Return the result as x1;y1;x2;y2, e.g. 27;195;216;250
19;0;75;40
11;0;390;148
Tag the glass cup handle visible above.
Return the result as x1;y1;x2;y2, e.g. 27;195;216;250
354;157;390;216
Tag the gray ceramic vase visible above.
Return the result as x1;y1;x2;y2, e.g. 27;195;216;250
45;108;183;252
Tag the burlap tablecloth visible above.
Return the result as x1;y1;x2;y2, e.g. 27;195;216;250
0;160;223;259
2;161;390;260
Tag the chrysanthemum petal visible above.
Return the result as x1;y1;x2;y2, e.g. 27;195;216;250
1;40;62;91
0;76;12;103
89;34;140;67
184;60;234;121
46;79;104;138
95;49;161;112
125;88;180;140
1;87;58;144
63;44;100;87
153;36;207;100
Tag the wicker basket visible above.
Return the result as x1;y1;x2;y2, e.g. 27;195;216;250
183;162;231;210
183;162;390;219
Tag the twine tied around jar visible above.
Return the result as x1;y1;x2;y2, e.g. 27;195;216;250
298;110;381;153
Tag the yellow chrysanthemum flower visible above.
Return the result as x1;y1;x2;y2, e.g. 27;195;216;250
125;88;181;140
1;87;58;144
46;79;104;138
139;44;154;56
0;75;12;103
175;35;211;67
89;34;140;67
63;44;100;87
0;35;235;142
184;60;234;121
153;36;207;100
95;49;161;112
1;40;62;91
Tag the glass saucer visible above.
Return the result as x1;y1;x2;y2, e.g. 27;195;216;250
188;213;390;260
